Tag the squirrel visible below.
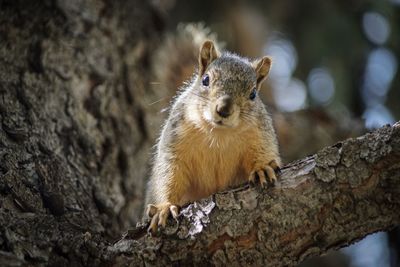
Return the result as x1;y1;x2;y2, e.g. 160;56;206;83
145;39;281;233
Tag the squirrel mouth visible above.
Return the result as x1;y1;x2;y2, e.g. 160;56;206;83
210;120;230;128
202;110;235;128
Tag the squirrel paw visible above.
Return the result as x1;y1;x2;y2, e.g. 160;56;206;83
146;202;179;234
249;159;281;188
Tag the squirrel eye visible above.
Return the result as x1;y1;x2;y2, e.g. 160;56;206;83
202;74;210;87
249;88;257;100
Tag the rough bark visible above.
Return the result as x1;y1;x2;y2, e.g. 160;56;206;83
108;122;400;266
0;0;165;266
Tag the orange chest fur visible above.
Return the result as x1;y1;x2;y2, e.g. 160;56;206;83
174;122;257;202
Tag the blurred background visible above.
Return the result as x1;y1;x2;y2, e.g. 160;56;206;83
160;0;399;126
150;0;400;266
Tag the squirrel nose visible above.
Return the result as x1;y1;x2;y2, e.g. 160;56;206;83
216;96;233;118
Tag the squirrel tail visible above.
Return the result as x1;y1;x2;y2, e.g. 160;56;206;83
151;23;224;95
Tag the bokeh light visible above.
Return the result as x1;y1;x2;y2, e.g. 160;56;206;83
361;47;397;129
362;48;397;106
264;33;298;83
264;33;307;112
273;78;307;112
342;232;390;267
307;68;335;105
362;12;390;45
363;104;396;129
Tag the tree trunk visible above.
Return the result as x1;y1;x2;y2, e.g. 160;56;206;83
0;0;165;265
1;1;399;267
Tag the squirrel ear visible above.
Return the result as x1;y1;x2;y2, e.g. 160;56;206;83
199;40;219;75
252;56;272;86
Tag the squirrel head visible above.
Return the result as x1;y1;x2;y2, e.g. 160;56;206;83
189;40;272;129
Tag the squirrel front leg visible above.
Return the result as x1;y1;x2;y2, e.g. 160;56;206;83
146;163;189;233
240;56;281;187
244;132;281;187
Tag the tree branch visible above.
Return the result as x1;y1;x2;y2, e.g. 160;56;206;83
106;122;400;266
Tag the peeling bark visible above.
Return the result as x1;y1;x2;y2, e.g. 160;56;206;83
108;123;400;266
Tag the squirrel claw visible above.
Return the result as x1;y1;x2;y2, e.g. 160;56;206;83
269;159;281;175
146;203;179;234
249;160;280;187
249;170;267;188
264;165;277;183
